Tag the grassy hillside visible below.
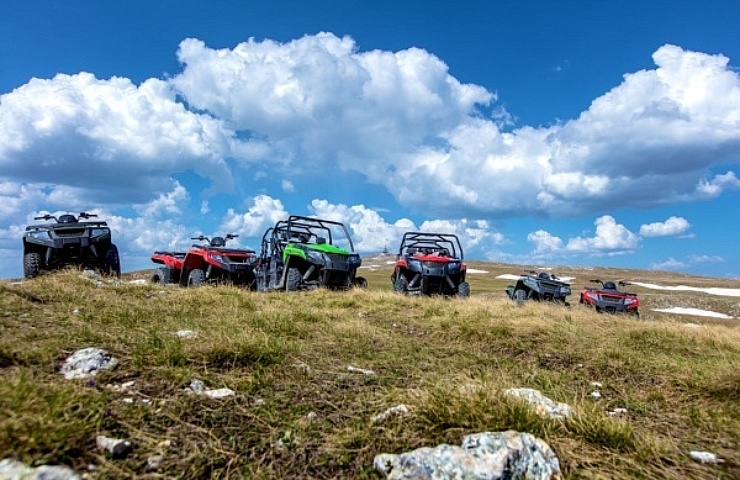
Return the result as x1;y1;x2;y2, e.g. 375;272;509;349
1;260;738;479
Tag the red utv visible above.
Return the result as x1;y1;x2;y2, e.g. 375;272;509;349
391;232;470;296
150;234;257;289
579;280;640;317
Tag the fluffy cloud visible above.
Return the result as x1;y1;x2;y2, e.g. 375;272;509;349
639;216;690;237
0;73;239;204
219;195;289;237
527;215;639;257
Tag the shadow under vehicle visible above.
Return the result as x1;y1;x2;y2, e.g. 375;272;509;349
390;232;470;297
150;234;257;288
22;212;120;278
255;216;366;292
505;271;571;306
580;279;640;317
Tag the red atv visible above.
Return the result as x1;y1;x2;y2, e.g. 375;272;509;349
391;232;470;296
150;234;257;288
580;280;640;317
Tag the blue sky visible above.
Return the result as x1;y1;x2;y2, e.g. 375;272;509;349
1;0;739;278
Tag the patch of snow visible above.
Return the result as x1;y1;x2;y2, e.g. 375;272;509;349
466;268;489;274
631;282;740;297
653;307;733;319
127;279;148;285
496;274;522;281
385;260;397;265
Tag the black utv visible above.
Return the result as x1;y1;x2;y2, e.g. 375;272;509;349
505;271;571;305
391;232;470;296
22;212;120;278
255;215;366;291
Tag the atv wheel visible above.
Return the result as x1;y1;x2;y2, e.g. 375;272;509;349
105;244;121;277
393;275;409;295
353;276;368;289
514;289;527;306
286;267;302;291
23;252;41;279
187;268;206;287
150;268;165;284
457;281;471;297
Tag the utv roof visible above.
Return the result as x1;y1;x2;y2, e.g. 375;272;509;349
399;232;464;259
267;215;356;251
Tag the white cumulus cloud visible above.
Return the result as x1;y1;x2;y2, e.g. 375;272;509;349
639;216;691;237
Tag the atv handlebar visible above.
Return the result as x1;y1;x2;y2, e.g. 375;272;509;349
191;234;239;246
33;212;98;222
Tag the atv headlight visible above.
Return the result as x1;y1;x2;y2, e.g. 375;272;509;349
560;286;571;295
28;230;50;239
347;254;361;265
90;228;110;238
583;291;595;300
209;253;225;264
624;297;637;306
307;250;326;264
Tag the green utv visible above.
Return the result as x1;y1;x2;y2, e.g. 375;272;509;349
256;215;367;291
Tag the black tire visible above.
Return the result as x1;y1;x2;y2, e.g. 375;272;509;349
286;267;302;292
23;252;41;279
105;244;121;277
187;268;206;287
514;289;527;306
150;268;165;284
393;275;409;295
457;281;471;297
353;276;368;289
632;309;640;319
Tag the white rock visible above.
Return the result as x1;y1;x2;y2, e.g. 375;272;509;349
504;388;572;420
0;458;82;480
689;450;723;464
372;404;410;424
348;365;376;376
590;390;602;399
60;348;117;380
204;388;235;399
96;435;133;458
607;408;628;416
174;330;197;338
590;381;603;388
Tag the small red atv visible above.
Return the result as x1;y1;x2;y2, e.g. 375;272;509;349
391;232;469;296
150;234;257;288
579;279;640;317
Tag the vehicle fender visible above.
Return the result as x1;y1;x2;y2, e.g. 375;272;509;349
282;245;306;263
182;252;206;271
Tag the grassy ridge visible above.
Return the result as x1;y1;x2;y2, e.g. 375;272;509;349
1;268;738;479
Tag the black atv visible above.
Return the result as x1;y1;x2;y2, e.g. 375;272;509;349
391;232;470;296
505;271;571;305
22;212;120;278
255;216;366;291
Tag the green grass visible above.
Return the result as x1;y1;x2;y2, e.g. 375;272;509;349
1;266;739;479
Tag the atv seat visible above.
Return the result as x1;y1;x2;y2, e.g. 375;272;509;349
603;281;617;290
538;272;550;279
